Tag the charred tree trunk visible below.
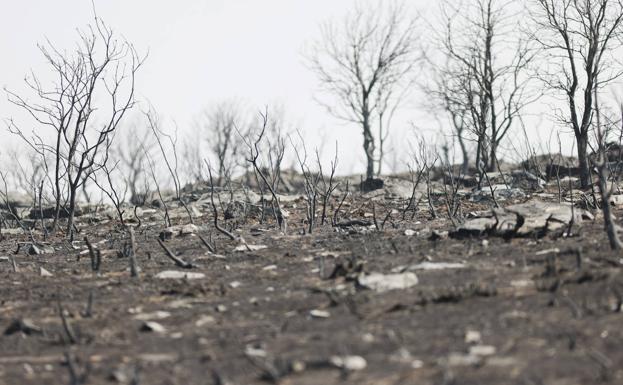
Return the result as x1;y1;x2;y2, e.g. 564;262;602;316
577;133;591;189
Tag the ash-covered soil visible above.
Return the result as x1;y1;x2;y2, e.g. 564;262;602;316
1;176;623;385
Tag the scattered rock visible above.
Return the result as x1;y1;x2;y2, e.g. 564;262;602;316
465;330;482;344
309;309;331;319
409;262;466;271
133;311;171;321
429;230;449;241
471;186;526;202
154;271;205;280
234;244;267;252
39;267;53;277
610;195;623;207
357;272;419;293
469;345;497;357
195;315;216;327
453;200;593;238
159;224;199;240
445;353;481;367
28;244;54;255
4;319;43;336
229;281;242;289
404;229;417;237
140;321;167;333
329;355;367;371
245;345;268;358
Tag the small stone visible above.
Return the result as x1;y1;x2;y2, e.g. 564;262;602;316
4;318;43;336
469;345;496;357
446;353;481;367
229;281;241;289
329;355;367;371
133;311;171;321
357;272;419;293
28;244;54;255
159;224;199;240
154;271;205;280
215;305;227;313
140;321;166;333
195;315;216;327
465;330;482;344
409;262;466;271
39;267;53;277
429;230;449;241
310;309;331;318
234;244;268;252
404;229;417;237
245;345;268;358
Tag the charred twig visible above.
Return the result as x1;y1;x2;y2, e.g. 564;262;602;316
332;180;349;226
58;299;78;345
84;237;101;273
157;238;195;269
128;226;139;277
64;351;90;385
198;233;216;253
205;160;237;241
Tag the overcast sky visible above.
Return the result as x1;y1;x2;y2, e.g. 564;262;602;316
1;0;446;175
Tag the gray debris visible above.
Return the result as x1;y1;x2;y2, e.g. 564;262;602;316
453;200;593;238
154;270;205;280
357;272;419;293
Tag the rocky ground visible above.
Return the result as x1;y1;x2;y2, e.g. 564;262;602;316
1;167;623;385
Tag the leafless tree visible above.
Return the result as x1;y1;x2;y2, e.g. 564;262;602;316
239;109;287;233
434;0;536;182
6;15;145;238
113;123;154;206
291;133;321;233
592;82;623;249
307;1;419;180
90;157;128;227
531;0;623;189
145;109;194;225
196;100;245;186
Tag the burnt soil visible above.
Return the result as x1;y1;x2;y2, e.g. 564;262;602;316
1;193;623;385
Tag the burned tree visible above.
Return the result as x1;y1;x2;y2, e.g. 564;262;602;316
531;0;623;189
307;1;418;180
113;124;154;206
433;0;536;179
6;16;145;238
196;100;245;186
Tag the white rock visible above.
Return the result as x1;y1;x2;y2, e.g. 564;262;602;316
309;309;331;318
465;330;482;344
229;281;242;289
39;267;53;277
329;355;367;371
140;321;167;333
195;315;216;327
357;272;419;293
133;311;171;321
154;271;205;280
409;262;466;271
404;229;417;237
234;244;268;252
469;345;497;357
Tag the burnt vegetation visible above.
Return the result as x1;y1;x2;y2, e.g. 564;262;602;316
3;1;623;384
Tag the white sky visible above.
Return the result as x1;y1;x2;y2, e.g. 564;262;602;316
0;0;442;175
0;0;580;177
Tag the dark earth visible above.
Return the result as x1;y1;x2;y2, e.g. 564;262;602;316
1;174;623;385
